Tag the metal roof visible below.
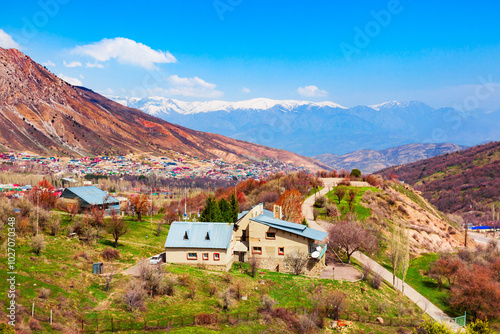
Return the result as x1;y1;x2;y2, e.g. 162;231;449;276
62;186;119;205
165;221;234;249
251;209;327;241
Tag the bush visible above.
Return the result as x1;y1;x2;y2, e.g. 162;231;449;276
371;273;382;289
123;280;145;312
28;318;42;331
361;264;372;281
38;287;51;299
312;208;319;220
218;287;236;311
260;294;276;311
414;318;453;334
465;319;493;334
284;251;309;275
313;196;327;208
0;322;16;334
326;204;339;218
48;216;60;236
101;248;120;261
31;235;45;255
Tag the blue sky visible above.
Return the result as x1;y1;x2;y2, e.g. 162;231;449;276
1;0;500;108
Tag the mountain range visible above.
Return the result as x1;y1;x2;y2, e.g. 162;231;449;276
113;96;500;156
0;47;328;171
314;143;467;173
377;141;500;220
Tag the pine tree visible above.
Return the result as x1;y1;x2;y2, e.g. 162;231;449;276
201;197;216;222
230;193;239;223
212;199;222;222
219;198;231;222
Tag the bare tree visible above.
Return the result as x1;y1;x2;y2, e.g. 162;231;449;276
346;189;357;212
31;235;46;255
284;251;309;275
105;266;116;292
333;187;346;204
327;219;378;263
249;256;258;278
390;223;401;286
123;280;145;312
107;210;129;248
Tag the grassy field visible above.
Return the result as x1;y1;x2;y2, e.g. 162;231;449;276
316;186;379;221
0;211;426;333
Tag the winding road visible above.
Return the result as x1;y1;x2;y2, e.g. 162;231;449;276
302;178;454;326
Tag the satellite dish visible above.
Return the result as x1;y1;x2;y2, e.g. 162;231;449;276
316;246;322;252
311;251;320;259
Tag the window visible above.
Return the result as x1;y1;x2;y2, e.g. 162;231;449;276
205;232;210;240
202;253;209;260
187;252;197;260
252;246;262;254
213;253;220;261
278;247;285;255
266;232;276;240
183;231;189;240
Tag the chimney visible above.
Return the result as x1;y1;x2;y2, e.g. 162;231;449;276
273;204;282;219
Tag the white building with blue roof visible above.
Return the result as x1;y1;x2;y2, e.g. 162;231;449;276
233;203;328;272
163;203;328;273
164;222;236;270
61;186;120;213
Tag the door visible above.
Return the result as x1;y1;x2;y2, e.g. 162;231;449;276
238;252;246;262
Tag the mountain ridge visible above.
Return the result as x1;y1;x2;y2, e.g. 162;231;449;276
0;47;329;171
113;96;500;156
314;143;467;173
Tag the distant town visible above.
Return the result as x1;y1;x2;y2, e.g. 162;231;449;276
0;151;307;182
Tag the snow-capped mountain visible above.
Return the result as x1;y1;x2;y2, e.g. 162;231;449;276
113;97;347;115
110;96;500;156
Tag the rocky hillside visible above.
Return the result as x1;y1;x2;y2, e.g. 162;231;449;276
361;182;466;255
314;143;466;173
377;142;500;222
0;47;329;171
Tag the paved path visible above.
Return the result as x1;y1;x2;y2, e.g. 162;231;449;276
469;232;500;245
302;178;455;327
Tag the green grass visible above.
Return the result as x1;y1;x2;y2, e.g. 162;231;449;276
376;253;457;317
318;186;379;220
0;211;424;333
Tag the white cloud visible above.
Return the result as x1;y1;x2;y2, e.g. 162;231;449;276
0;29;21;49
85;62;104;68
297;85;328;98
42;60;56;67
145;75;223;98
63;60;82;68
72;37;177;70
57;73;83;86
241;87;251;93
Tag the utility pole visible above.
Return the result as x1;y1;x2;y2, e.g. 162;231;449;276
36;191;39;235
184;187;187;221
150;185;153;228
465;204;472;248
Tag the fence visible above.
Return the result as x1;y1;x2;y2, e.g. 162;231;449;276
27;304;423;333
80;311;261;333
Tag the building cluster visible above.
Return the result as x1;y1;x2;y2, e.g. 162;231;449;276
164;203;328;273
0;151;306;181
